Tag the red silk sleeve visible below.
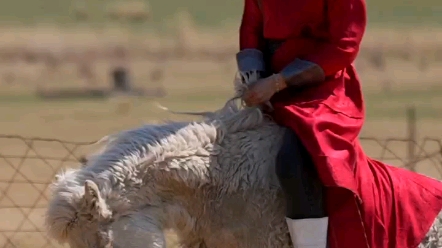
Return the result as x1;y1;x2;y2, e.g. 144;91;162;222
304;0;367;76
239;0;264;50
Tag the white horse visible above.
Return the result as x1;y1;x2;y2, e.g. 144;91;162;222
45;75;442;248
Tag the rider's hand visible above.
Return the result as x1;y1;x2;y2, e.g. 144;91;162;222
243;74;286;107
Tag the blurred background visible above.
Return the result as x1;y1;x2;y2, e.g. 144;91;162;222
1;0;442;247
0;0;442;139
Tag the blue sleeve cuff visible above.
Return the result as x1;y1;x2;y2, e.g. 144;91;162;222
236;49;266;72
280;59;316;77
279;59;325;87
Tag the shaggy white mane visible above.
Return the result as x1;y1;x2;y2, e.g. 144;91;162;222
44;71;442;248
46;72;282;242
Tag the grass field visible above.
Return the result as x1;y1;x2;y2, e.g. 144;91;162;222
0;0;441;27
2;56;442;247
1;2;442;245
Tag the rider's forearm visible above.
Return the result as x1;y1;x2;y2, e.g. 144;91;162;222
238;0;265;73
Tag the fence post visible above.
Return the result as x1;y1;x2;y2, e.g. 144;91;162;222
406;105;417;171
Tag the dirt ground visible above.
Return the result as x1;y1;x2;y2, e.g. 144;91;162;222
1;27;442;248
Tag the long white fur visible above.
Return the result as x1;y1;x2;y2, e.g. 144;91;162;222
45;71;441;248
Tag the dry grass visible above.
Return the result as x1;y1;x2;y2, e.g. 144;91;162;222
1;25;442;247
0;19;441;64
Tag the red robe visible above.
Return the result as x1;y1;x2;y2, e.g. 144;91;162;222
240;0;442;247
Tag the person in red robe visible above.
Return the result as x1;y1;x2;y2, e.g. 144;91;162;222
236;0;442;247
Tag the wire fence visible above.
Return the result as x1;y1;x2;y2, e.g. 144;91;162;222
0;134;442;248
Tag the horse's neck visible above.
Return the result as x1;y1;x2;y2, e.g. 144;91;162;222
129;123;282;195
100;115;283;212
110;165;209;218
150;122;283;192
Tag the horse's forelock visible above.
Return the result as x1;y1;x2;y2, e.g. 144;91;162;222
45;170;84;242
46;171;115;243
